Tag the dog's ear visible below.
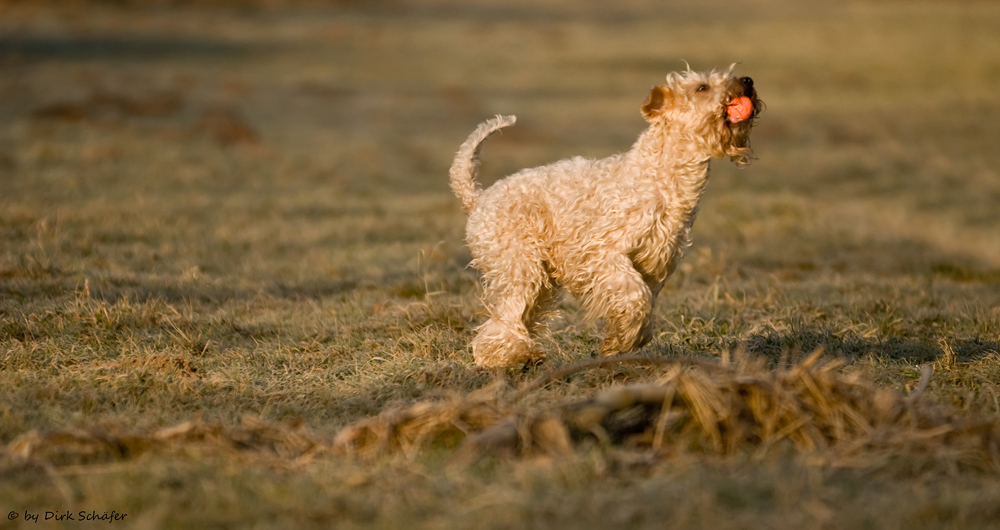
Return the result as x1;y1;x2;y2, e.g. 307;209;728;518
641;85;673;121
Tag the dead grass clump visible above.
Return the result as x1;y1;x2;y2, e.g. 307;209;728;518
31;90;183;123
193;106;258;145
6;416;321;467
90;353;200;377
29;91;256;146
333;393;506;458
334;352;1000;468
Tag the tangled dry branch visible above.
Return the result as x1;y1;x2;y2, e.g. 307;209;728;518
334;352;1000;468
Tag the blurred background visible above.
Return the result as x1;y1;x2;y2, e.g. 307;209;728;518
1;0;999;294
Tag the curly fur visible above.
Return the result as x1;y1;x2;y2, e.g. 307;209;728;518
450;67;762;367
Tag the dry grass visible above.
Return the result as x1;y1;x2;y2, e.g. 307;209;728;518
8;415;322;466
2;0;1000;528
8;353;1000;528
334;352;1000;469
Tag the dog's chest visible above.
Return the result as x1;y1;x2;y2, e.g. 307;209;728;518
628;192;700;282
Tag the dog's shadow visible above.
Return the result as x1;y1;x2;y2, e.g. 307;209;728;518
650;326;999;365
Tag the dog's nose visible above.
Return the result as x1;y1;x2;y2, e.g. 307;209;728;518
740;77;753;88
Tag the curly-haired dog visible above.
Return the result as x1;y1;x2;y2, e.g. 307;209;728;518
450;67;762;367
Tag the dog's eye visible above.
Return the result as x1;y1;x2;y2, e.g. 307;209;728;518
697;84;709;92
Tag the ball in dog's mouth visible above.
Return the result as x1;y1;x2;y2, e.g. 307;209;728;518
726;96;754;123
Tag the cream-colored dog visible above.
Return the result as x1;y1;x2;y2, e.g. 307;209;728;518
450;67;762;367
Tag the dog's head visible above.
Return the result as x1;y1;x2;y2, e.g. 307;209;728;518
641;65;763;165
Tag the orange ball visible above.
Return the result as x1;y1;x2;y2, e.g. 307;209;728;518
726;96;754;123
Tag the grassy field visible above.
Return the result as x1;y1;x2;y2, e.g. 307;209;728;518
2;0;1000;528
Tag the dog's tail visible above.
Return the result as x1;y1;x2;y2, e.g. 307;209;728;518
449;115;516;214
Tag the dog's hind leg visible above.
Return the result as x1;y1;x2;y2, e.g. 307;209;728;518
471;257;550;367
525;274;561;336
